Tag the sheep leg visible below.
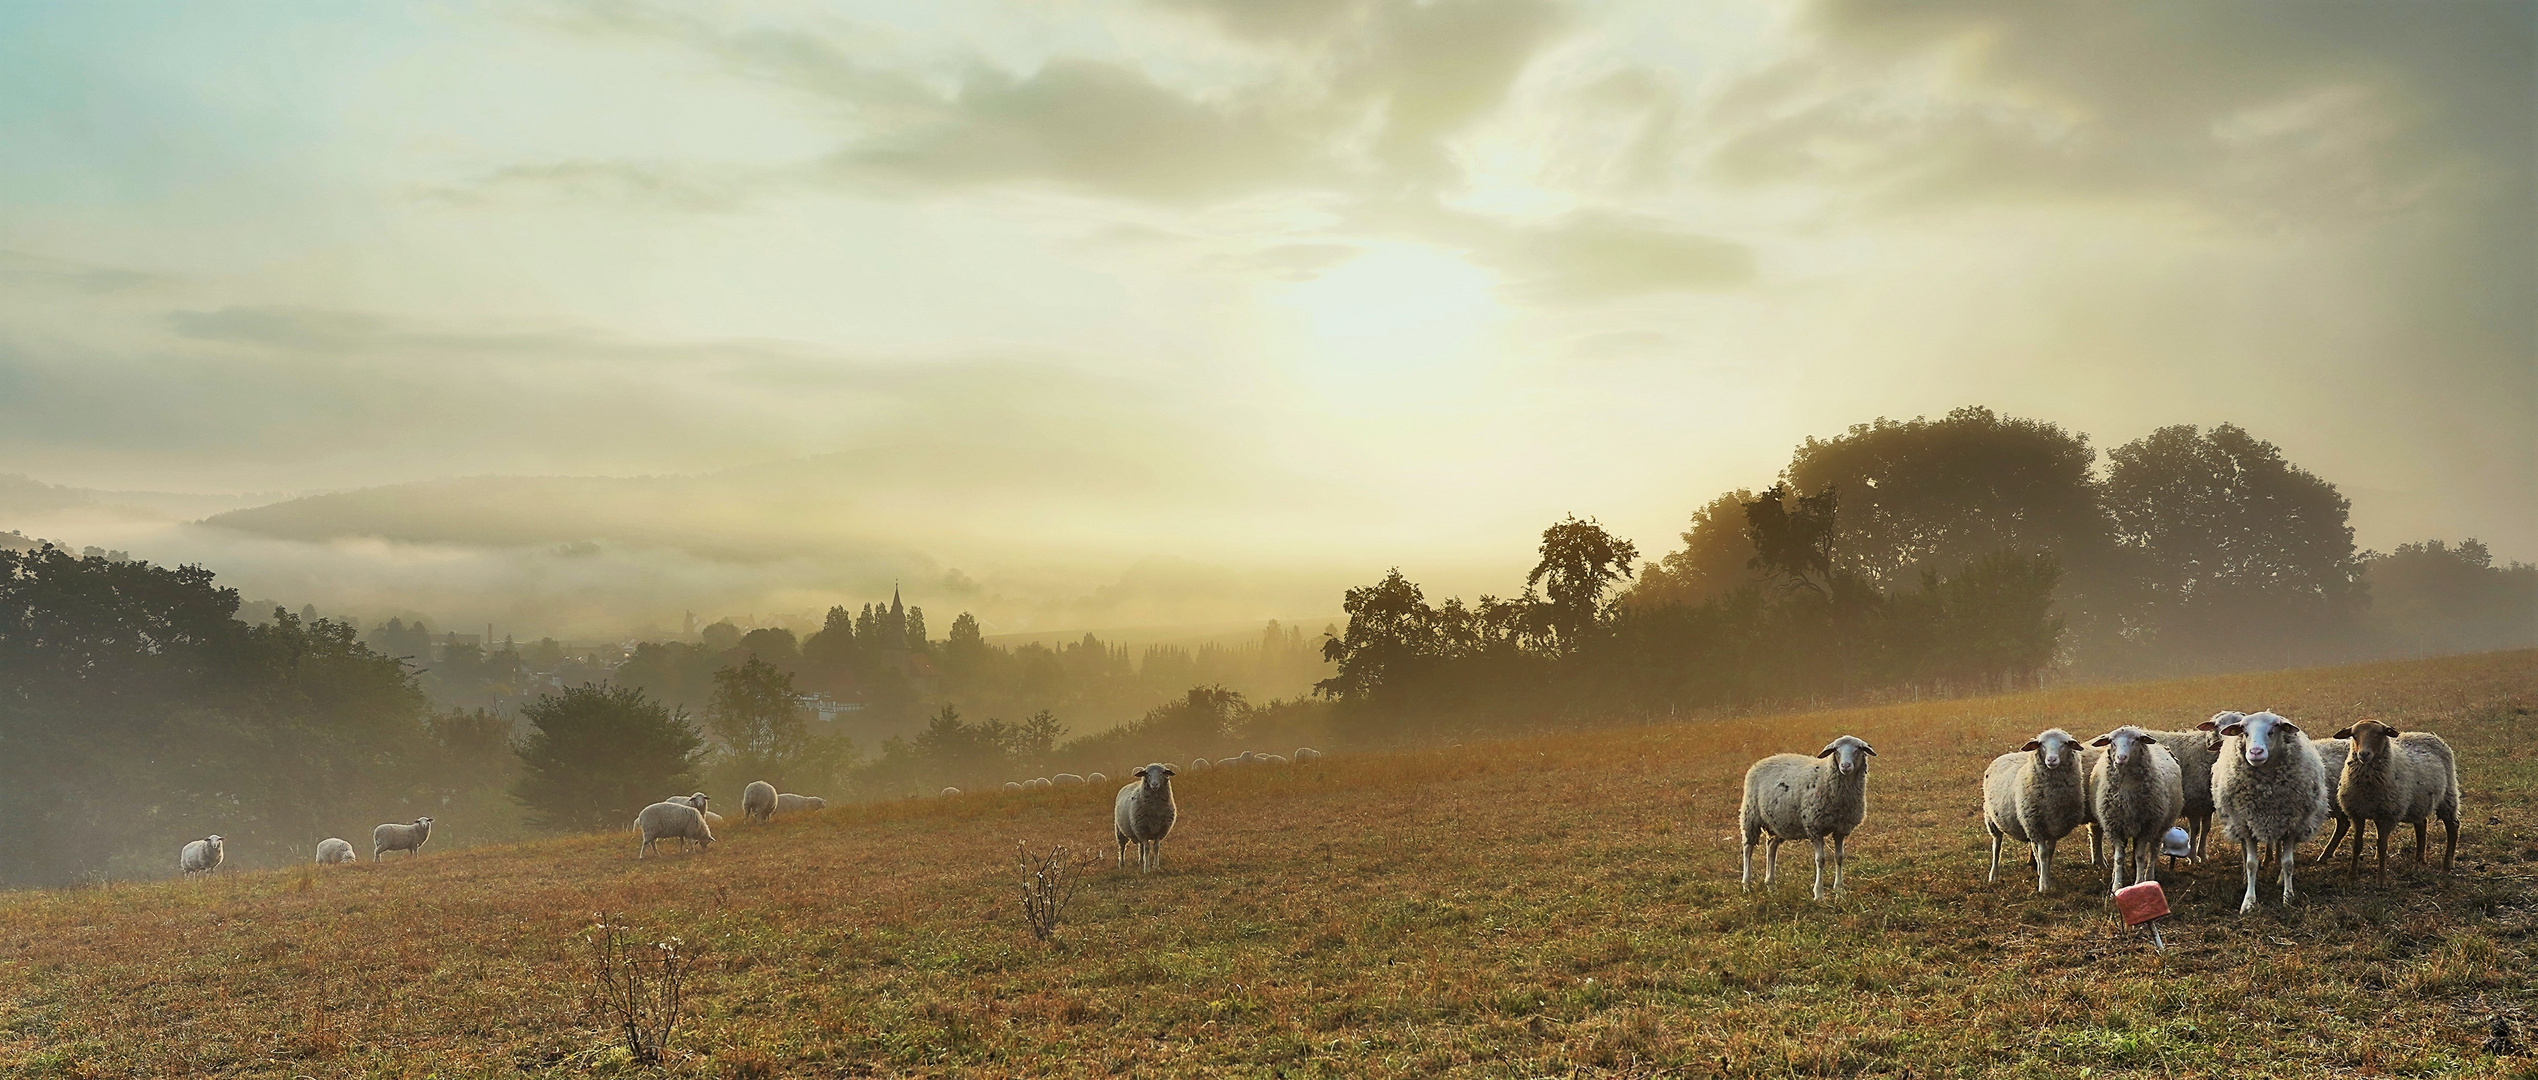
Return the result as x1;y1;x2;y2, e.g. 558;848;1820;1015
2321;815;2349;864
2412;819;2428;865
1832;834;1847;896
2375;823;2391;882
2279;843;2298;905
2440;810;2458;874
2035;838;2055;893
1766;837;1783;889
1810;838;1827;901
1987;827;2003;884
2108;838;2127;893
2239;843;2261;914
1740;837;1754;892
2088;822;2103;868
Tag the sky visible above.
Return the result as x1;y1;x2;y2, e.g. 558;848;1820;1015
1;0;2531;638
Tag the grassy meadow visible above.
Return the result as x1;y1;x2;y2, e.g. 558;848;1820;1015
1;650;2533;1078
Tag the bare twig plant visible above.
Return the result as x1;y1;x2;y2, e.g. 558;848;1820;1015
1015;841;1090;943
583;913;692;1064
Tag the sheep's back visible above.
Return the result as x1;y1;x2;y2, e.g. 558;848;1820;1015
1740;754;1818;837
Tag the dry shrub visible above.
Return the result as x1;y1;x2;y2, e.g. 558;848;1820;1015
583;914;693;1064
1015;840;1091;943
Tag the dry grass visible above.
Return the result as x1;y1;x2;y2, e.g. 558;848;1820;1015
1;650;2533;1078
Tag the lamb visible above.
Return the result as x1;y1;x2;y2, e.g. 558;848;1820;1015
2146;712;2232;860
941;787;962;797
1114;762;1179;872
2087;727;2184;892
635;800;714;858
1053;773;1085;786
1738;735;1876;900
314;837;356;865
2210;710;2331;914
2331;720;2461;879
1086;772;1108;786
774;793;827;813
1982;728;2090;892
742;780;778;823
372;817;434;862
1293;747;1323;763
179;835;224;876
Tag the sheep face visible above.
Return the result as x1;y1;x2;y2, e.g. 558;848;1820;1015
2021;728;2081;771
1815;736;1875;775
2191;710;2246;752
2090;726;2159;768
2218;711;2301;766
2334;719;2401;766
414;816;435;829
1134;763;1177;791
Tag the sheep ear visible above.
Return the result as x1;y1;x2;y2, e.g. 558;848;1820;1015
2196;720;2219;731
2090;736;2112;747
2219;724;2245;737
2022;740;2042;752
1816;745;1837;758
2333;727;2354;739
1134;767;1149;777
2140;734;2159;744
2278;721;2301;733
1860;744;1876;756
1164;767;1177;776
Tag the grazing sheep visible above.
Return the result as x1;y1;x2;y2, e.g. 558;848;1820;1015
1982;728;2090;892
1086;772;1108;786
636;800;715;858
1025;777;1052;790
314;837;356;865
1003;781;1023;792
2211;711;2331;914
1259;753;1290;765
742;780;778;823
1738;735;1877;900
1189;758;1211;771
2332;720;2461;878
942;787;962;797
2147;713;2232;860
1114;763;1179;872
1053;773;1085;786
2088;727;2184;892
1294;747;1324;763
774;792;827;813
371;817;434;862
179;835;224;876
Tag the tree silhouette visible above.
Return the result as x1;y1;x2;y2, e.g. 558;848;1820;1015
511;683;704;832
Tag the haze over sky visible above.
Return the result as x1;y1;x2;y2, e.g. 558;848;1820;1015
1;1;2531;636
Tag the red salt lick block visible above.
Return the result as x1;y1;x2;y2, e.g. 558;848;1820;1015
2115;881;2170;926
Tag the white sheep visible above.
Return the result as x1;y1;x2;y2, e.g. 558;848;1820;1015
1003;781;1023;792
1188;758;1211;771
1086;772;1108;786
1114;762;1179;872
2331;720;2461;878
1982;728;2090;892
742;780;778;823
1293;747;1323;763
179;835;224;876
2211;711;2331;914
1738;735;1876;900
774;792;827;813
1258;753;1290;766
2147;712;2233;860
636;800;715;858
941;787;962;797
314;837;356;865
1052;773;1086;786
1025;777;1052;790
2087;726;2183;893
372;817;434;862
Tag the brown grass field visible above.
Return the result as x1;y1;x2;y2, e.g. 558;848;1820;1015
2;650;2534;1078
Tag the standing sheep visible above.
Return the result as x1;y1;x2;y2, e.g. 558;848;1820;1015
2147;712;2232;860
2211;711;2330;914
314;837;357;865
1086;772;1108;786
774;793;827;813
1982;728;2090;892
743;780;778;823
2312;736;2353;862
1053;773;1086;786
1114;763;1179;873
372;817;434;862
1003;781;1023;792
1738;735;1876;901
2331;720;2460;879
2087;727;2184;892
1189;758;1211;771
1294;747;1323;763
636;800;715;858
179;835;224;876
941;787;962;797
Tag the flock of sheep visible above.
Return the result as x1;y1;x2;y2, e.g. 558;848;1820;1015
177;816;436;875
1742;710;2462;914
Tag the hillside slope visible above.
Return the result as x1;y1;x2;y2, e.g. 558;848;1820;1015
2;651;2533;1077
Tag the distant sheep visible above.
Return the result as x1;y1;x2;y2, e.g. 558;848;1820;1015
1086;772;1108;786
179;835;224;876
314;837;356;865
1738;735;1876;900
1025;777;1052;790
774;793;827;813
942;787;962;797
1258;754;1290;766
2211;711;2331;914
2331;720;2460;878
1189;758;1211;771
1982;728;2089;892
1294;747;1323;763
636;800;714;858
1114;763;1179;872
2087;726;2183;893
372;817;434;862
1053;773;1086;786
743;780;778;823
1003;782;1023;793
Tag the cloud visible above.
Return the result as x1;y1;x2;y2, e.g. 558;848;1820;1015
422;159;767;212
